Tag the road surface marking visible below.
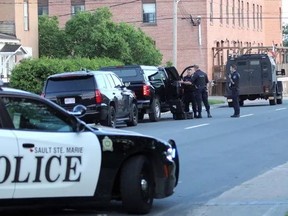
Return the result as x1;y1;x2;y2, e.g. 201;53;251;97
240;114;254;118
275;108;287;111
185;123;210;130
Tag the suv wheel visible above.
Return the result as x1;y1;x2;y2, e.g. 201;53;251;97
126;103;138;127
101;106;116;128
149;98;161;122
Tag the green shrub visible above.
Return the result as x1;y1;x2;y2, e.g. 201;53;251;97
9;57;123;94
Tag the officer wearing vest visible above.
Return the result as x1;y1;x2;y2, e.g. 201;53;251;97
229;64;240;117
181;68;198;118
191;65;212;118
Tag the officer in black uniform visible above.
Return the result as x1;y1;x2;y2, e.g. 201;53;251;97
181;68;197;118
229;64;240;117
191;65;212;118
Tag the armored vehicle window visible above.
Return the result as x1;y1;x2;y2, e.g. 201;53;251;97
250;60;260;66
237;61;247;66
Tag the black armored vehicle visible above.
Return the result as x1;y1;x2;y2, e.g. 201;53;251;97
225;54;286;106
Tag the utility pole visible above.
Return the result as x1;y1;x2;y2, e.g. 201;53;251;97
173;0;180;67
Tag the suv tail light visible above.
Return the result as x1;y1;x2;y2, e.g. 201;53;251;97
143;85;150;96
95;90;103;103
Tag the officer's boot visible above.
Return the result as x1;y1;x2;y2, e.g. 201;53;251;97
207;110;212;118
193;112;197;119
196;112;202;118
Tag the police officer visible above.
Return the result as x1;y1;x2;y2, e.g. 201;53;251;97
181;68;197;118
191;65;212;118
229;64;240;117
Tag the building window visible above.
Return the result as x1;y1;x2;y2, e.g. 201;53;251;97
209;0;213;23
257;5;259;29
38;0;48;16
232;0;235;25
220;0;223;24
279;7;282;30
241;1;244;27
247;2;249;28
71;0;85;16
142;1;156;24
238;0;240;27
260;5;263;30
226;0;229;25
23;0;29;31
253;4;255;29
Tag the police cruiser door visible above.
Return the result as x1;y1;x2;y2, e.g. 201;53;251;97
0;96;101;198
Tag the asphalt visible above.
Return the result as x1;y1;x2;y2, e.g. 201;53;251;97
189;96;288;216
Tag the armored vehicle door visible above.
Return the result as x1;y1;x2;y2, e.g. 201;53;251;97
237;57;263;94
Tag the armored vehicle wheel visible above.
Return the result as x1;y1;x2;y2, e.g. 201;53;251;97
120;156;154;214
269;94;277;105
277;94;283;104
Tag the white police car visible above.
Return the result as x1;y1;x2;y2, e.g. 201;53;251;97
0;81;179;214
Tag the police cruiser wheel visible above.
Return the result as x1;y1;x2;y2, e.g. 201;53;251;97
120;155;154;214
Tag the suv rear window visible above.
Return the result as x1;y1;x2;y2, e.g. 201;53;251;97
46;76;95;93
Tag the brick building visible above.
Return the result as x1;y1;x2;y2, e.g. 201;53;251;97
0;0;39;83
38;0;285;86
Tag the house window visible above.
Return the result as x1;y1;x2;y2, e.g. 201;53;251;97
38;0;48;16
23;0;29;31
71;0;85;16
142;1;156;24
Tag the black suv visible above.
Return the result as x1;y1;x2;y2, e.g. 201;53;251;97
100;65;183;122
42;70;138;127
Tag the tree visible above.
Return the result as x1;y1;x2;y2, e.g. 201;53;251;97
283;24;288;47
39;16;68;58
117;22;162;65
64;7;162;65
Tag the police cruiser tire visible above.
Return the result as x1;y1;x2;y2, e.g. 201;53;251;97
149;98;161;122
120;155;154;214
126;103;138;126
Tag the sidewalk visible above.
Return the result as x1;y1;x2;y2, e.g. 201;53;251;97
189;98;288;216
190;162;288;216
